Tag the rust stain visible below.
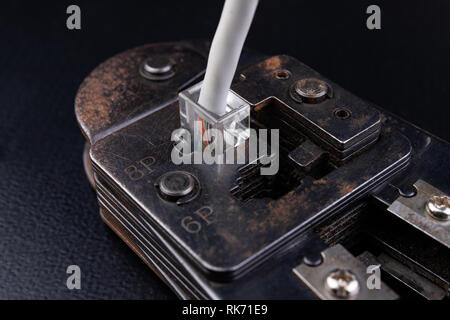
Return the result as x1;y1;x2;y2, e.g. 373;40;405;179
75;49;141;139
254;103;265;112
314;178;327;185
262;56;283;71
217;229;240;247
264;189;310;224
317;117;332;127
337;181;358;196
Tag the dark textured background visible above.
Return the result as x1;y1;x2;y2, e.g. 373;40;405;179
0;0;449;299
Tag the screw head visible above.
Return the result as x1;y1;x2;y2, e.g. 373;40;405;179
324;269;360;299
158;171;194;197
426;195;450;221
294;78;328;103
143;56;173;74
140;55;175;81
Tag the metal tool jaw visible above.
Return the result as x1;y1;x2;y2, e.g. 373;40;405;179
75;41;449;299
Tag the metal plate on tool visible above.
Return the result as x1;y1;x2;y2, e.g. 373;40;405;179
90;108;410;280
293;244;398;300
82;51;411;280
232;55;381;153
388;179;450;248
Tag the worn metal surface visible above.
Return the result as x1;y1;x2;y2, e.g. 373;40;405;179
97;170;323;299
74;41;450;299
376;253;447;300
388;179;450;248
75;40;209;145
357;251;446;300
367;211;450;294
293;244;398;300
288;139;326;171
89;55;411;281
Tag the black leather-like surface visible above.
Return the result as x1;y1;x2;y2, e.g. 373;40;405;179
1;1;449;299
0;45;176;297
0;3;180;300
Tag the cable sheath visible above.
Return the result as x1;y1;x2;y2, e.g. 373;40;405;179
198;0;259;115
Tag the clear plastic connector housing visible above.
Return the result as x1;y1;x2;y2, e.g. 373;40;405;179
178;81;250;150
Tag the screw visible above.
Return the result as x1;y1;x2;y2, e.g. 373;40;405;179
425;195;450;221
143;57;172;74
324;269;360;299
158;171;195;197
296;78;327;98
291;78;329;104
140;55;175;81
302;253;323;267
